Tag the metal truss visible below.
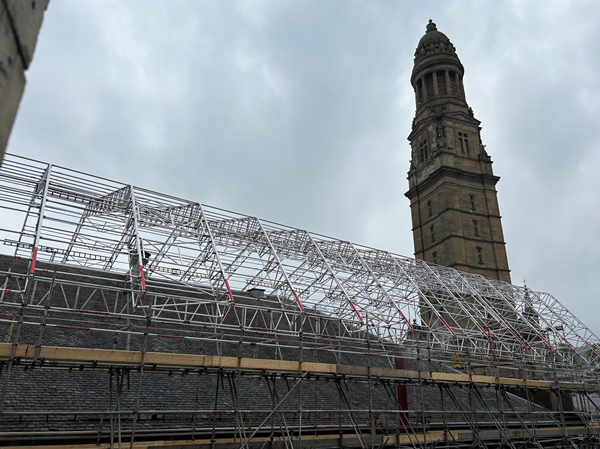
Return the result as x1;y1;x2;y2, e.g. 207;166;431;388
1;153;600;370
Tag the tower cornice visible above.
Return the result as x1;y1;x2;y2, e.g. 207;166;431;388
408;108;480;141
405;165;500;200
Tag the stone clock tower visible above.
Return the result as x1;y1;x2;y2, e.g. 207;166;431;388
405;20;511;283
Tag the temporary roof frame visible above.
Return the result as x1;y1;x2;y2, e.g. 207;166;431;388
1;153;599;369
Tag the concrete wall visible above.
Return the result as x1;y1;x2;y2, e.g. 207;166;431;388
0;0;49;163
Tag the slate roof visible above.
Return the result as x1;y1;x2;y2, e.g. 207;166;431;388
0;254;540;444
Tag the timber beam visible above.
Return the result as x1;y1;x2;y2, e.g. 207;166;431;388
0;343;598;392
5;425;600;449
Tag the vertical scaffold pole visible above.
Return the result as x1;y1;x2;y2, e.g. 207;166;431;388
129;186;147;308
0;163;50;412
27;164;52;291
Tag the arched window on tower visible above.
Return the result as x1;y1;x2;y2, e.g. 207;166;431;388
450;72;459;96
425;73;435;99
476;247;483;264
437;70;447;95
458;133;469;154
469;194;476;210
419;139;428;162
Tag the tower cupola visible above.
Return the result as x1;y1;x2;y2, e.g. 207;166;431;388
411;20;467;113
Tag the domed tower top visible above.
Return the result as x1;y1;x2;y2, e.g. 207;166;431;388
414;20;460;67
411;20;467;113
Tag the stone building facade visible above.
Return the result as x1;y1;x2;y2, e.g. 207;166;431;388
0;0;49;163
405;20;511;283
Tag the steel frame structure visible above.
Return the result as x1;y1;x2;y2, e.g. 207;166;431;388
1;153;600;447
1;153;598;369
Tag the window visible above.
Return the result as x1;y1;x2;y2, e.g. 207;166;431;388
469;194;475;211
427;201;432;217
425;73;435;99
450;72;459;95
437;70;447;95
430;225;435;242
432;251;438;264
473;220;479;236
476;247;483;264
419;139;429;162
458;133;469;154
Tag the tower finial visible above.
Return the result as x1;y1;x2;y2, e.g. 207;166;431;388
426;19;437;33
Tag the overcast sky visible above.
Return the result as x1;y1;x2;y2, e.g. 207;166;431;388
6;1;600;333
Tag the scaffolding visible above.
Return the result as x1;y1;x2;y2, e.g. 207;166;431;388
0;153;599;448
